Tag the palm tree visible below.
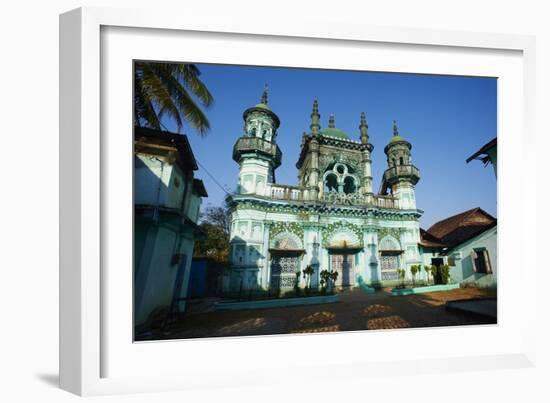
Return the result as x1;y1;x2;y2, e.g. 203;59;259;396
134;62;214;135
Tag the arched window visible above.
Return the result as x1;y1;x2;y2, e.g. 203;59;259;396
399;157;404;165
324;173;338;192
343;176;356;194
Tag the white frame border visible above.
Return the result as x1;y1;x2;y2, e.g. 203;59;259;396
59;6;537;396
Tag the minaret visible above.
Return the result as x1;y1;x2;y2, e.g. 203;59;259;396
359;112;369;144
328;112;335;128
305;99;321;200
359;112;374;194
232;87;281;195
310;98;321;136
382;121;420;209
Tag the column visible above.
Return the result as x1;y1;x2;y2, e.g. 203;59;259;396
307;139;320;201
370;229;380;285
262;221;272;290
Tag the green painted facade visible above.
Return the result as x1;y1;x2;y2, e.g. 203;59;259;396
225;90;426;293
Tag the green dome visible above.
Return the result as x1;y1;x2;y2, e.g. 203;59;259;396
389;134;406;143
254;102;271;111
321;127;349;139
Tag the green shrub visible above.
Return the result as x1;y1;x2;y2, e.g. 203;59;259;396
440;264;450;285
410;264;419;286
424;265;431;284
397;268;406;288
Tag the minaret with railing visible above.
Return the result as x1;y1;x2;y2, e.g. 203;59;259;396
232;87;282;196
381;121;420;209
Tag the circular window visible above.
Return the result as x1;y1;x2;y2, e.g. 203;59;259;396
336;164;346;174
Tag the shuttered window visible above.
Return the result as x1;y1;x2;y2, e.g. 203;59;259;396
471;248;492;274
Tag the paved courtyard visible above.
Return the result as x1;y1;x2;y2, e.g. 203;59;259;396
139;287;497;341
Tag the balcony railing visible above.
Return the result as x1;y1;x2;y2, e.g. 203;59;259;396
383;164;420;184
232;136;282;167
269;184;302;201
233;183;401;209
321;192;399;209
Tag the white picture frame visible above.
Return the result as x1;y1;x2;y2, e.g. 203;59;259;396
59;6;537;396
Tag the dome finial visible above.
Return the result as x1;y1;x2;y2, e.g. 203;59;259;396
261;84;268;105
393;120;399;136
329;112;335;128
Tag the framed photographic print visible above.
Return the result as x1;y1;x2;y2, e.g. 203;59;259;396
60;6;537;396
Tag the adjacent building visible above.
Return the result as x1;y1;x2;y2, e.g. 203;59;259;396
134;127;208;329
225;90;424;292
418;137;498;288
420;208;497;288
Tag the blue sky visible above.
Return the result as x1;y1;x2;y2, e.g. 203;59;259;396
160;64;496;229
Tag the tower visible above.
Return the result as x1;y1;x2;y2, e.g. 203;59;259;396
304;99;321;201
381;121;420;209
358;111;374;195
232;87;282;195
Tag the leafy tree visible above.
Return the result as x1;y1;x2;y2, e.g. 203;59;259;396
193;203;231;262
134;62;214;135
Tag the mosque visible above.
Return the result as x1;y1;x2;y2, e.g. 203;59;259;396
223;88;426;293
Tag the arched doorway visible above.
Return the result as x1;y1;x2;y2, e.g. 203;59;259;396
379;235;403;281
269;233;304;291
326;228;362;288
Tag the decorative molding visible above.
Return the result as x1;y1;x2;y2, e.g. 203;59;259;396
321;220;364;247
269;221;304;240
377;227;402;243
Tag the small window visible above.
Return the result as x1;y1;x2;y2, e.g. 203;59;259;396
324;173;338;192
343;176;356;194
472;248;492;274
399;157;404;165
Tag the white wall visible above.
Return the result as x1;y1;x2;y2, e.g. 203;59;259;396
134;154;185;210
4;1;549;402
449;226;497;287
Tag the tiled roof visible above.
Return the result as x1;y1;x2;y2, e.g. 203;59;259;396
419;228;446;248
424;207;496;250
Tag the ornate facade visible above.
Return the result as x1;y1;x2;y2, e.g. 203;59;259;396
225;89;423;292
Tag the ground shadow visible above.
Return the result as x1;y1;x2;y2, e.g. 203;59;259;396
35;373;59;388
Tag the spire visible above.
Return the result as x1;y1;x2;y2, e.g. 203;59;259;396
328;112;335;128
359;112;368;144
260;84;268;105
393;120;399;136
310;98;320;136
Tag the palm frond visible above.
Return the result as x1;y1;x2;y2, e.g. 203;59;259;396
134;61;214;135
